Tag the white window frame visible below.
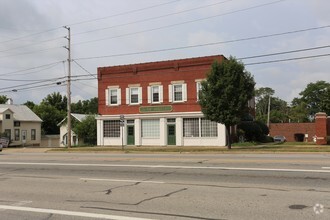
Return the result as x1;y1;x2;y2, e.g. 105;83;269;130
147;85;163;104
196;81;202;101
141;119;160;138
106;88;121;106
126;87;142;105
168;83;187;103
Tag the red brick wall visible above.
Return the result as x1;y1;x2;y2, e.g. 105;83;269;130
269;123;315;142
315;113;327;145
98;55;225;115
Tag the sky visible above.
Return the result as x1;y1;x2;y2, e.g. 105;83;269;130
0;0;329;105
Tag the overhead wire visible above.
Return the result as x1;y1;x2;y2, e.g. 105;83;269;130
0;61;64;76
74;25;330;61
0;0;180;45
73;0;234;36
73;0;286;46
73;60;96;78
67;0;180;27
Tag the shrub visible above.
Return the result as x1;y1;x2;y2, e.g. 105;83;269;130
237;121;270;142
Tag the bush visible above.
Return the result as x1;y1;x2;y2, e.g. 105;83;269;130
237;121;270;143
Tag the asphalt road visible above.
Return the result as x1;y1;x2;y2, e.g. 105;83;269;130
0;151;329;219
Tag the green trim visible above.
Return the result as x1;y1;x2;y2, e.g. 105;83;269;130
139;105;172;113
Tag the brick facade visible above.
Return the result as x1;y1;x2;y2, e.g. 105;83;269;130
269;112;329;145
96;55;228;147
269;123;315;142
98;55;225;115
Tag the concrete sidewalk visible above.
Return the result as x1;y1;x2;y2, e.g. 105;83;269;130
2;147;52;153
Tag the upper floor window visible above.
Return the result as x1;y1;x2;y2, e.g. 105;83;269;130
105;87;121;106
14;121;21;127
196;81;202;101
126;87;142;105
147;85;163;104
5;114;10;119
169;82;187;103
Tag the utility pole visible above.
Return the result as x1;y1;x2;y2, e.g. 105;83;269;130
267;95;271;128
64;26;72;148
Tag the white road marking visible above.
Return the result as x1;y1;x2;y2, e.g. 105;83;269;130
0;205;153;220
81;178;165;184
1;162;330;173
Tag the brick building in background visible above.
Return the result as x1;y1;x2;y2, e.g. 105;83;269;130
96;55;229;147
269;112;329;145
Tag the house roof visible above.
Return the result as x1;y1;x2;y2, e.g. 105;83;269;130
0;104;42;122
57;113;89;126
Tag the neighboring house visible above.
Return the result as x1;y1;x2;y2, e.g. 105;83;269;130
0;104;42;146
97;55;229;147
58;113;88;147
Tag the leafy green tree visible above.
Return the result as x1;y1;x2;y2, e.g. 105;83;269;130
73;115;96;145
42;92;67;112
255;87;289;123
255;87;274;121
0;95;8;104
24;101;36;110
71;97;98;114
33;103;65;134
289;100;309;122
199;57;255;149
295;81;330;119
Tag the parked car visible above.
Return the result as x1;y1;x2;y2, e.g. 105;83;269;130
274;135;286;142
0;143;2;152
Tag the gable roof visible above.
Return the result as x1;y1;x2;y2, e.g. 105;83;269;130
57;113;89;126
0;104;42;122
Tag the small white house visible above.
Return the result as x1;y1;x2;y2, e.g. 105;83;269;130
58;113;88;147
0;104;42;146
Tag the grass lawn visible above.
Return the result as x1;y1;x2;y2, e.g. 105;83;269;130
49;142;330;153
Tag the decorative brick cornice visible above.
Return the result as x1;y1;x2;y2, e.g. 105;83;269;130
98;54;226;77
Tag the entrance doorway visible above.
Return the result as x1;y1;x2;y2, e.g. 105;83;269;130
167;124;176;145
127;125;135;145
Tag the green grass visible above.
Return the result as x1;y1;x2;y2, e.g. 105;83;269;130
48;142;330;153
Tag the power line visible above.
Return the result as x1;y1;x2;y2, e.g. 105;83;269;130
245;53;330;66
0;27;62;45
73;0;233;36
67;0;180;27
0;0;180;45
0;61;64;76
239;45;330;60
0;35;66;53
0;45;63;59
73;60;96;78
73;0;286;46
75;25;330;61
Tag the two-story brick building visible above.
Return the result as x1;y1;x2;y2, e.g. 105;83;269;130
97;55;228;146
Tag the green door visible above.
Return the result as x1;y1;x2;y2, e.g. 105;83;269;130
167;124;176;145
127;125;135;145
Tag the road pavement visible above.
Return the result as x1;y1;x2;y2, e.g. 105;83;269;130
0;150;329;219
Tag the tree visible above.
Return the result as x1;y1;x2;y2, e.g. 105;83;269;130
289;100;309;122
255;87;290;124
0;95;8;104
42;92;67;112
199;57;255;149
24;101;36;110
73;115;97;145
255;87;274;121
33;103;65;135
295;81;330;119
71;97;98;114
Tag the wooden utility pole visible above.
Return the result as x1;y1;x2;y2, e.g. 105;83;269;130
64;26;72;148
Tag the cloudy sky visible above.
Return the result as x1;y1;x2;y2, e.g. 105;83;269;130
0;0;329;105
